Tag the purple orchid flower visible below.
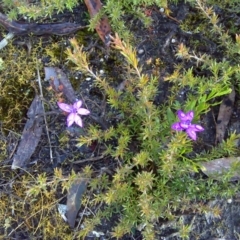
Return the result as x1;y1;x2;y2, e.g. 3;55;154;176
58;100;90;127
171;110;204;140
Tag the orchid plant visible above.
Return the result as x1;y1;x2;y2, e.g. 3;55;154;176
58;100;90;127
171;110;204;140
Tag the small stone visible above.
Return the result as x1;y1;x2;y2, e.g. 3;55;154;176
91;231;104;238
160;8;165;13
138;49;144;55
86;77;91;81
57;204;67;222
171;38;176;43
99;69;104;74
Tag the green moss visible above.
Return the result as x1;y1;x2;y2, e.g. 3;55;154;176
0;37;76;132
0;43;36;130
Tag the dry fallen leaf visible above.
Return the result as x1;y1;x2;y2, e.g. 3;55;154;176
216;87;235;143
84;0;112;46
44;67;77;103
200;156;240;181
12;95;43;169
66;178;87;228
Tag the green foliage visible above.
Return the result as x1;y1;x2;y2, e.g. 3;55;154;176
100;0;167;40
3;0;168;40
2;0;80;20
65;20;240;237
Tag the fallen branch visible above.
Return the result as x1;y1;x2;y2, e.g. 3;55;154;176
0;12;86;36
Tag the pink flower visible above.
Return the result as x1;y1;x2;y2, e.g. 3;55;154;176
171;110;204;140
58;100;90;127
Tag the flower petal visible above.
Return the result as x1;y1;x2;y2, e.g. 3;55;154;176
73;115;83;127
171;122;184;131
177;110;194;122
73;100;82;110
77;108;90;115
58;102;73;113
67;113;76;127
186;128;197;140
190;124;204;132
179;122;189;129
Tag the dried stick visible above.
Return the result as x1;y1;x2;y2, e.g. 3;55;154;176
36;61;53;162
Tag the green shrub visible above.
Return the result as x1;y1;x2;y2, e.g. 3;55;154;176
66;25;240;237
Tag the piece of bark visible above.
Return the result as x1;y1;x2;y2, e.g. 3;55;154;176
216;87;235;143
0;12;85;36
12;95;43;169
44;67;77;103
200;157;240;181
84;0;112;46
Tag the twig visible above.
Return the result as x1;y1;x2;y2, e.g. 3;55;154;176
72;155;104;164
8;141;18;160
36;61;53;162
0;12;85;36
